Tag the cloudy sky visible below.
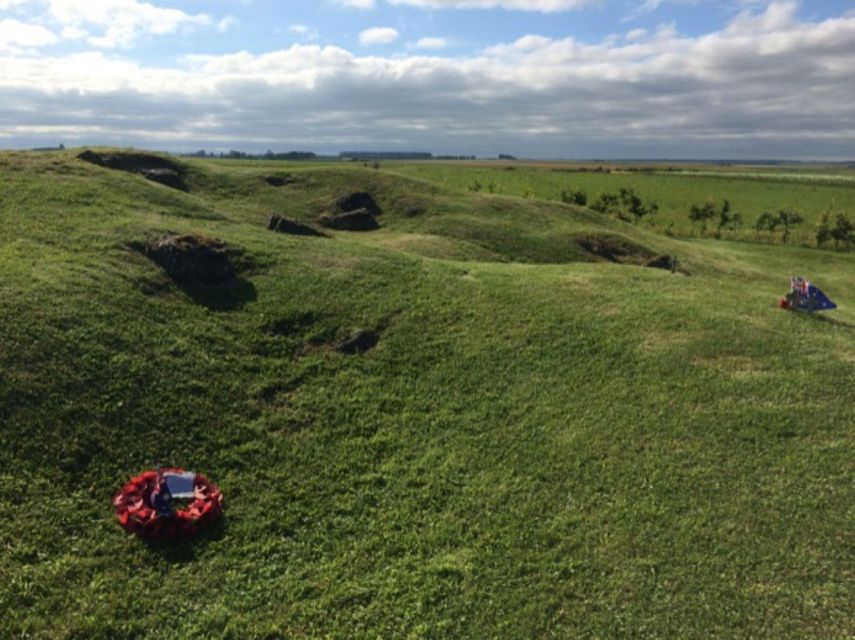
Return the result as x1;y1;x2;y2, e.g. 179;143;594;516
0;0;853;159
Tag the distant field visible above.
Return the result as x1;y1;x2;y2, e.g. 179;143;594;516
385;162;855;246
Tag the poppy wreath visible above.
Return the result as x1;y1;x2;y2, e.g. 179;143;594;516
113;468;224;540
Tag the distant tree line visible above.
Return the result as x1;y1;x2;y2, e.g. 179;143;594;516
184;150;318;160
685;198;853;248
588;187;659;223
340;151;433;161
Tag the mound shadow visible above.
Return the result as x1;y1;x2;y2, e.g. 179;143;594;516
130;233;257;311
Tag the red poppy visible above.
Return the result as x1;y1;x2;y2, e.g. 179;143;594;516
114;468;223;540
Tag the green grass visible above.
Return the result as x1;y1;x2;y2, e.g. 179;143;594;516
0;150;852;638
384;162;855;246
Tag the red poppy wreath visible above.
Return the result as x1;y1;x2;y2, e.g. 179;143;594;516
113;468;223;540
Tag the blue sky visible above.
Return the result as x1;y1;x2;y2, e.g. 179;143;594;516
0;0;854;158
33;1;854;61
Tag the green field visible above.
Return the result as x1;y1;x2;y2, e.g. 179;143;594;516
0;150;853;638
383;161;855;246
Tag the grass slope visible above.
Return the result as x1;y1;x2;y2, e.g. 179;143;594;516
0;150;853;638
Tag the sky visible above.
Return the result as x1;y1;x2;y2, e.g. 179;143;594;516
0;0;853;159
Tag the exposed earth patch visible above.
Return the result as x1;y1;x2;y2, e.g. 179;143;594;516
267;214;326;237
318;209;380;232
134;233;236;286
576;233;675;271
78;150;188;191
334;191;382;216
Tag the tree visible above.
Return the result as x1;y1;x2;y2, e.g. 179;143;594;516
754;211;779;233
560;189;587;206
831;213;853;249
689;200;717;232
777;209;804;244
717;199;743;234
591;192;621;215
815;210;833;247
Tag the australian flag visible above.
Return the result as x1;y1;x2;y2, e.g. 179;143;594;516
786;277;838;312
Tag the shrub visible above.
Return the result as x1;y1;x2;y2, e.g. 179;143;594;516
689;200;717;232
831;213;853;248
815;210;833;247
777;209;804;244
468;180;482;193
560;189;587;206
591;192;621;215
754;211;779;232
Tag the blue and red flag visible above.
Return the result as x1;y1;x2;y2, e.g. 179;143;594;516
781;277;838;312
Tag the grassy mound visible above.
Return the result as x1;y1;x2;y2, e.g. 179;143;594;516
0;150;852;638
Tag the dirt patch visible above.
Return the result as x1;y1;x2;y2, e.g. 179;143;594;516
296;311;399;358
267;214;326;237
575;233;678;272
334;192;382;216
139;168;186;190
318;209;380;232
645;255;676;271
265;174;293;187
78;150;188;191
136;233;235;285
576;234;654;264
336;329;379;354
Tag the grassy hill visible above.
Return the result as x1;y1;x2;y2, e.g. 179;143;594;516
0;150;852;638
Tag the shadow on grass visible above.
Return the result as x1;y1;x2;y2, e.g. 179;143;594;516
182;278;257;312
143;517;228;563
791;311;854;330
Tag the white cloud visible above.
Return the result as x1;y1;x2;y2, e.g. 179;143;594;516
21;0;215;48
217;16;238;33
335;0;597;10
387;0;597;10
359;26;399;45
0;19;57;52
334;0;376;8
289;24;320;41
0;2;853;159
415;37;447;49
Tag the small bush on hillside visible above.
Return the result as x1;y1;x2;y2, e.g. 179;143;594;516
815;210;833;247
777;209;804;244
590;189;657;223
561;189;587;206
716;199;743;235
831;213;853;248
689;200;717;232
591;192;621;215
468;180;482;193
752;209;805;243
619;188;658;223
522;188;537;199
754;211;779;232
